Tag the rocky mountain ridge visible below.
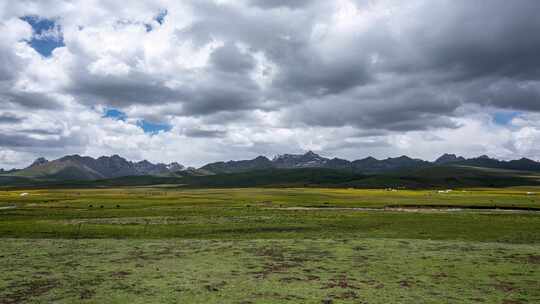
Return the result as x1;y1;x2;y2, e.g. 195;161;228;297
200;151;540;174
3;151;540;181
12;154;185;180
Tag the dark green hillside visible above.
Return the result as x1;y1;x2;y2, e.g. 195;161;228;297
375;165;540;188
3;164;540;190
12;158;104;180
60;168;366;188
178;168;366;188
200;156;274;174
0;175;35;186
177;165;540;189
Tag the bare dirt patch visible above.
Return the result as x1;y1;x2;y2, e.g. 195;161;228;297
1;279;59;304
502;300;524;304
399;279;415;288
111;271;131;279
204;281;227;292
526;254;540;264
492;281;518;293
323;275;359;289
79;288;95;300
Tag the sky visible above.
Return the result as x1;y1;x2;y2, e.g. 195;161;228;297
1;0;540;169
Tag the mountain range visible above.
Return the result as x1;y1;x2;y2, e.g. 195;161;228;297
6;154;185;181
1;151;540;184
200;151;540;174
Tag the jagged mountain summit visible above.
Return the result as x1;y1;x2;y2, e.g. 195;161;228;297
201;152;434;174
200;151;336;174
273;151;329;168
200;151;540;175
12;154;185;181
435;154;466;164
28;157;49;168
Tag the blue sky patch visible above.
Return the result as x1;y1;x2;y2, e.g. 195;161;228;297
102;108;170;134
20;15;65;57
137;120;172;134
103;108;127;121
155;9;168;25
145;10;167;32
493;111;521;125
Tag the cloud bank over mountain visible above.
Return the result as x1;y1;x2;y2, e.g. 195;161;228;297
1;0;540;168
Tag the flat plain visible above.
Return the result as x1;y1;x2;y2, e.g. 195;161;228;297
1;187;539;303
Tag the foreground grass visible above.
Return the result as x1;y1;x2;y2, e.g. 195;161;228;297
1;187;540;303
1;238;539;304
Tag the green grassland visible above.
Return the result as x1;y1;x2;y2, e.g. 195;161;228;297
1;187;540;303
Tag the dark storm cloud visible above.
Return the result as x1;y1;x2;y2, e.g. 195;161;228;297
178;1;301;48
19;128;63;135
0;133;58;148
183;128;226;138
276;58;371;97
0;53;19;81
248;0;315;10
272;0;540;129
198;110;251;125
69;67;261;116
360;0;540;116
182;1;372;97
0;31;24;82
283;79;462;131
0;126;86;150
0;113;23;124
326;137;391;151
181;85;259;115
413;1;540;81
68;72;180;107
210;43;254;73
1;89;62;109
460;79;540;112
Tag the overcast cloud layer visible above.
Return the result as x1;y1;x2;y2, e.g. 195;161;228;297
1;0;540;168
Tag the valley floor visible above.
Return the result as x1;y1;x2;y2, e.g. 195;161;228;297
1;187;540;303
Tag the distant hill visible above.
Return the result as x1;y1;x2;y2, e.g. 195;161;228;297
169;168;367;188
8;155;187;181
351;155;430;173
359;165;540;188
200;156;274;174
434;154;466;164
273;151;330;168
456;156;540;171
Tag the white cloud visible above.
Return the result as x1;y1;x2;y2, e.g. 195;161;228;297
1;0;540;169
